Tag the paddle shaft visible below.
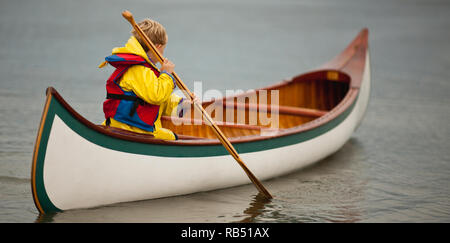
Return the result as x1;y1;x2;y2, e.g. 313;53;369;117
122;10;272;199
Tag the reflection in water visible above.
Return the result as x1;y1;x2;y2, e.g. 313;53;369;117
35;212;56;223
243;138;367;223
238;193;272;223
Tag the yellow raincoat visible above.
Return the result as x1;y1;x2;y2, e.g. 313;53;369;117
100;36;182;140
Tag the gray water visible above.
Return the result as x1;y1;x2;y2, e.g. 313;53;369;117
1;0;450;223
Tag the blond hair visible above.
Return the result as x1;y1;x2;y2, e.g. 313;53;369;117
131;19;168;52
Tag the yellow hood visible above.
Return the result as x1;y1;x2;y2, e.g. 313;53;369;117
99;36;157;69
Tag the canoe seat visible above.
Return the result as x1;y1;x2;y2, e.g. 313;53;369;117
98;125;155;138
97;125;203;140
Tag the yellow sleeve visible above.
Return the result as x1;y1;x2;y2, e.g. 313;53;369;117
120;65;176;105
161;93;183;117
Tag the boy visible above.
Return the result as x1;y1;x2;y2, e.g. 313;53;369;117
100;19;184;140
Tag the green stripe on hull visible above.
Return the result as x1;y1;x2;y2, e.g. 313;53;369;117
34;98;62;213
34;93;357;213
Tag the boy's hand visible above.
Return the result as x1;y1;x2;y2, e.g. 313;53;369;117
161;58;175;74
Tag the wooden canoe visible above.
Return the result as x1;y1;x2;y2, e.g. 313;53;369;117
31;29;370;214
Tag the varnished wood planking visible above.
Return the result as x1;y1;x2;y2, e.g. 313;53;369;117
162;72;350;139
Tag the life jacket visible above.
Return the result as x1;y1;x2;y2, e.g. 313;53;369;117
103;53;160;132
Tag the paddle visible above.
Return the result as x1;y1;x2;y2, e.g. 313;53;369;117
122;10;272;199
